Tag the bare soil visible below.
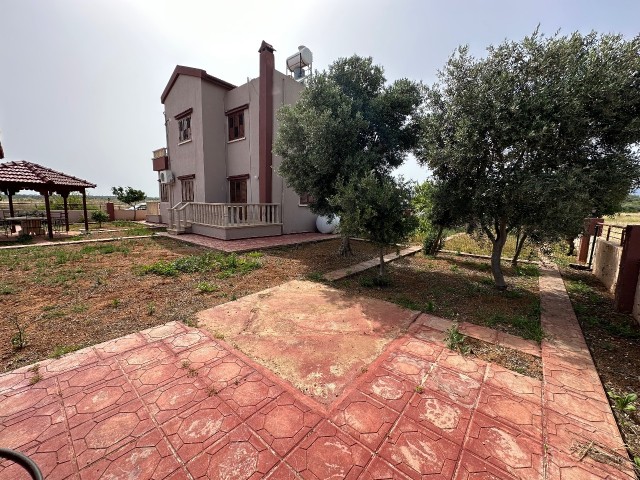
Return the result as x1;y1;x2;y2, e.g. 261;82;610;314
0;237;391;372
560;267;640;464
332;252;542;341
465;337;542;380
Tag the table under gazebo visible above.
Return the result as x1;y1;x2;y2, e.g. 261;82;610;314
0;161;96;239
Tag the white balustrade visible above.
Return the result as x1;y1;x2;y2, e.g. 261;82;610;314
169;202;281;230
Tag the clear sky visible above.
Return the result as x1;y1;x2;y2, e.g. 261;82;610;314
1;0;638;196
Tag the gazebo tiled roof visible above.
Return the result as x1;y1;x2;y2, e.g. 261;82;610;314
0;160;96;190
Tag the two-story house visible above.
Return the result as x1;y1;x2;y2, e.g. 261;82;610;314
151;41;317;240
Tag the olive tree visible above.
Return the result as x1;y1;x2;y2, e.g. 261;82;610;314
419;30;640;288
274;55;422;255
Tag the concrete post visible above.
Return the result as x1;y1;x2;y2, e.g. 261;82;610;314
578;218;604;263
614;225;640;313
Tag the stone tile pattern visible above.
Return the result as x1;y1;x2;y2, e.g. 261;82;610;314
0;266;630;480
158;231;335;253
0;320;547;480
539;264;635;479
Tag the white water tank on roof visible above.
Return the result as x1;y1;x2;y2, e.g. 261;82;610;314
286;46;313;71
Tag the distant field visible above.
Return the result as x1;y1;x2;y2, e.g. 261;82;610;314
604;213;640;226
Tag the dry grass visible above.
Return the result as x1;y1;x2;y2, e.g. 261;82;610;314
444;233;540;261
332;253;542;342
0;237;389;372
604;212;640;226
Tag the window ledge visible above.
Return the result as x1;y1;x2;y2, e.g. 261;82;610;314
178;139;192;146
227;137;246;144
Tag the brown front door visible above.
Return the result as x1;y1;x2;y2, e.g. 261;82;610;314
229;178;247;203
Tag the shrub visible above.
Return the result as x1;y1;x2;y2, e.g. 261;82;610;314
91;210;109;228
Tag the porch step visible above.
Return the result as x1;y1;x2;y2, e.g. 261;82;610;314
167;227;191;235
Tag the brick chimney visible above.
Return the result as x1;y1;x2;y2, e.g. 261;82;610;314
258;40;275;204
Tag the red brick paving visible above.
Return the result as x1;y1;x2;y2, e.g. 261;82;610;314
158;231;336;253
0;265;632;479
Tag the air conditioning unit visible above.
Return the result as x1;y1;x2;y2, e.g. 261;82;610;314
159;170;174;184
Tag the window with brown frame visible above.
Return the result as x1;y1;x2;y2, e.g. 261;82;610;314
299;193;314;206
229;178;247;203
227;111;245;141
178;116;191;143
160;183;169;202
181;179;194;202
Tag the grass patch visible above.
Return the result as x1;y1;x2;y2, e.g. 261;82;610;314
444;233;540;261
80;243;130;255
358;275;391;288
138;252;262;278
50;345;83;359
196;281;219;293
0;284;14;295
485;305;544;343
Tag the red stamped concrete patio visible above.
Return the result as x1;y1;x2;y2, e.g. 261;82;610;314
0;266;633;479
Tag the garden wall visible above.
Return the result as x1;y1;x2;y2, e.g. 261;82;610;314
592;237;623;293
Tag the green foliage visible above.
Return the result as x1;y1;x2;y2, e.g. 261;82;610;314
139;252;261;278
608;391;637;412
91;210;109;228
51;345;82;359
274;54;422;221
331;172;417;275
196;281;219;293
111;186;146;216
620;194;640;213
419;30;640;288
358;275;391;288
444;322;470;354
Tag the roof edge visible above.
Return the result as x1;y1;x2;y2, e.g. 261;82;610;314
161;65;236;103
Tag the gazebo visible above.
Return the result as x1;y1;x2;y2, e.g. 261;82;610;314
0;161;96;239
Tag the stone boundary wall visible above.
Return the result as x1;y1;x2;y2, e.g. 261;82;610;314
591;237;623;293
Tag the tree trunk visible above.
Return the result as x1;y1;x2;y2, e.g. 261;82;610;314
566;237;575;256
338;236;353;256
429;225;444;255
511;231;528;266
378;246;386;277
490;220;508;290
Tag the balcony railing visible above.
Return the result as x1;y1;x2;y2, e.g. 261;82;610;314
169;202;281;233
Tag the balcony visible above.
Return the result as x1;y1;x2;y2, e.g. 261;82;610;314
152;147;169;171
168;202;282;240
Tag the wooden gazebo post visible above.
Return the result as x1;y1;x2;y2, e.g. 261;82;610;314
8;189;15;233
61;191;70;232
42;189;53;239
82;189;89;232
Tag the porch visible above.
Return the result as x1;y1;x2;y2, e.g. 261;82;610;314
168;202;282;240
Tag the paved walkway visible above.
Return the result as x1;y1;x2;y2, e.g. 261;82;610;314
0;264;632;479
539;264;634;479
158;232;336;253
323;245;423;281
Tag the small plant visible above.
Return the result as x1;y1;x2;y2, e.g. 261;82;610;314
305;271;324;282
444;322;469;354
28;364;42;385
17;232;33;243
608;391;637;413
415;385;425;394
425;301;435;313
208;386;218;396
147;302;156;316
196;281;219;293
359;275;391;288
111;298;121;308
213;331;225;340
180;359;198;377
450;264;460;273
9;316;27;350
51;345;81;359
91;210;109;228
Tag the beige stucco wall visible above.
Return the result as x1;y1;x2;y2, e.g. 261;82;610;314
163;75;203;205
225;79;260;203
158;67;317;234
272;71;317;234
201;81;229;203
592;238;623;293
